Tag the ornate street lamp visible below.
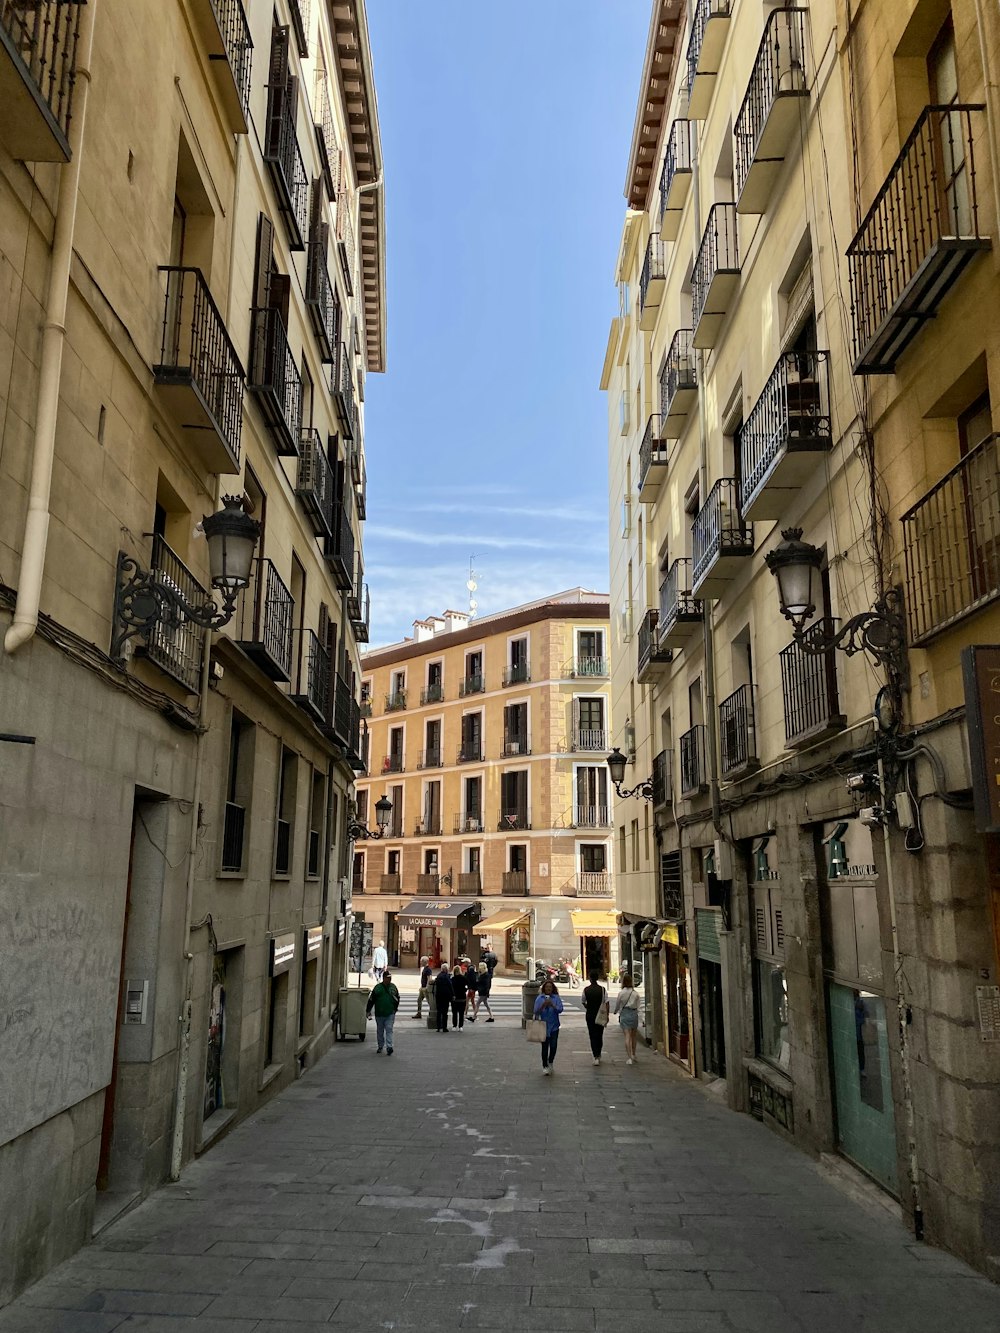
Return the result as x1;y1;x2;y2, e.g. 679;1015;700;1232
607;746;654;802
348;794;393;841
111;495;260;667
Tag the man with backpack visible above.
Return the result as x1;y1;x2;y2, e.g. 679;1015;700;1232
366;969;400;1055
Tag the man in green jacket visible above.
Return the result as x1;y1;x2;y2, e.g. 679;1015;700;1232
365;969;400;1054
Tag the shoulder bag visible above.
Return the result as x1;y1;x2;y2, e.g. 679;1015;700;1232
526;1016;547;1043
595;986;610;1026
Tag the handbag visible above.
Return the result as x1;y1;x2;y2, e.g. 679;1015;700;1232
596;987;610;1027
526;1018;547;1044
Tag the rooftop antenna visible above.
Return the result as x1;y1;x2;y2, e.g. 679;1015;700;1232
466;556;479;621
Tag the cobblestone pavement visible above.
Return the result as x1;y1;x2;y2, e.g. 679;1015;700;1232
4;1008;1000;1332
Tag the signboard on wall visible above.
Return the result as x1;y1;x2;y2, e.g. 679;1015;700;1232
270;932;296;977
348;919;373;974
962;646;1000;832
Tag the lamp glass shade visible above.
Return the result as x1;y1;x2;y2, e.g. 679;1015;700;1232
607;748;627;786
203;497;260;590
374;795;392;828
775;557;817;623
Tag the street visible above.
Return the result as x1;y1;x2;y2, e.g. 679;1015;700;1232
2;1000;999;1332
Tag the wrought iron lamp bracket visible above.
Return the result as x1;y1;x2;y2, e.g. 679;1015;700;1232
111;551;240;667
794;587;908;684
347;821;387;842
612;777;655;803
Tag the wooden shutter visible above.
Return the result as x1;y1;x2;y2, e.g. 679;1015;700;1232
571;696;581;745
770;890;785;959
266;27;291;155
752;886;773;956
250;214;275;379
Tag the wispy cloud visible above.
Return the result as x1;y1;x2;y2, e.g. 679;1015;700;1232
365;524;569;551
383;501;605;524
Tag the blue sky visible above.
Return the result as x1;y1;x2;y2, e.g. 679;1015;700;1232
363;1;650;645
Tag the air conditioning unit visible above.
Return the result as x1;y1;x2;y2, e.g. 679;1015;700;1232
466;817;479;832
508;741;521;755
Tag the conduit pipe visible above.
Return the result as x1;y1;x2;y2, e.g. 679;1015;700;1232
5;0;97;654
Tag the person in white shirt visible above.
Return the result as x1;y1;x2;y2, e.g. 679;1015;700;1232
614;973;641;1065
372;939;388;982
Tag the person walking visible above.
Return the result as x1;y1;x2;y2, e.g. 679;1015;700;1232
614;972;641;1065
532;979;564;1075
365;969;400;1055
481;944;498;975
450;961;468;1030
434;964;454;1033
372;939;388;983
462;960;477;1021
582;971;608;1065
413;956;432;1019
473;961;495;1022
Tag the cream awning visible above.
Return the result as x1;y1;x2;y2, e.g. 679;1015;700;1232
570;909;619;939
472;908;531;935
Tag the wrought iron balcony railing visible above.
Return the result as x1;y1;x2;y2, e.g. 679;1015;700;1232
385;690;407;712
659;557;704;647
414;819;441;838
248;306;302;456
295;429;334;538
141;535;207;694
779;620;846;747
455;816;484;835
574;805;611;829
739;350;832;520
221;800;246;873
502;735;529;757
639;234;666;328
692;477;753;598
288;0;308;56
687;0;732;120
659;118;692;240
660;328;698;438
313;64;337;194
381;752;404;775
459;871;482;894
502;871;528;896
679;724;708;796
305;233;339;363
902;432;1000;643
0;0;84;161
264;62;309;249
692;203;740;348
325;489;355;590
660;853;684;920
652;749;671;809
153;267;244;473
719;684;758;778
848;104;989;374
336;186;356;295
332;340;356;439
498;808;531;831
360;698;372;718
235;558;294;681
458;741;484;763
191;0;252;134
351;578;370;644
577;871;613;897
459;674;484;696
572;729;609;752
421;683;444;705
417;748;442;769
291;628;330;725
638;413;669;501
332;673;361;760
638;608;672;683
503;662;530;687
734;8;808;213
572;656;608;677
352;444;367;519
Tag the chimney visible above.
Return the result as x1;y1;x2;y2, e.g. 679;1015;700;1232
442;609;469;635
412;619;436;643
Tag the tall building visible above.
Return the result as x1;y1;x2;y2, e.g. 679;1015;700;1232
0;0;383;1301
604;0;1000;1276
351;591;619;978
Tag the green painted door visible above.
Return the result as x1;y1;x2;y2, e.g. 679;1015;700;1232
827;982;898;1195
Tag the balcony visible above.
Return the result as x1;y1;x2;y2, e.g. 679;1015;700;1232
652;750;671;809
501;734;529;757
686;0;732;120
637;609;673;684
719;684;759;779
235;558;293;681
848;104;990;375
421;683;444;705
153;268;244;474
263;66;308;249
332;341;356;440
351;579;370;644
324;491;355;590
458;741;483;763
459;674;484;696
734;9;808;214
288;0;308;56
574;805;611;829
313;65;337;193
659;119;692;240
503;662;530;687
305;234;339;363
139;535;207;694
502;872;528;896
417;873;441;894
638;413;669;502
417;748;441;769
659;558;704;647
414;819;441;838
572;729;609;753
380;873;401;894
739;350;832;521
295;429;334;538
902;433;1000;643
459;872;482;894
331;673;363;763
190;0;252;134
291;629;330;726
337;188;356;295
692;203;740;348
455;816;484;835
571;656;608;678
577;872;613;898
352;444;367;519
679;724;708;796
692;478;753;599
660;329;698;438
779;621;846;748
0;0;83;161
221;801;246;873
381;752;404;777
638;234;666;330
385;690;407;713
248;307;301;456
498;809;531;831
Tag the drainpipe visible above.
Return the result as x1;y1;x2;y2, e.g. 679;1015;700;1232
5;1;97;654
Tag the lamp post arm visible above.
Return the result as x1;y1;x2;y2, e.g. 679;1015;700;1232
794;589;907;681
110;552;241;666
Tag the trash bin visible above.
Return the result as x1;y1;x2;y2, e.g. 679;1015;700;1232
521;979;541;1029
426;989;437;1030
336;986;370;1041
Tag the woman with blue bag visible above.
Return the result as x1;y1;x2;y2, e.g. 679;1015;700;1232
532;979;564;1075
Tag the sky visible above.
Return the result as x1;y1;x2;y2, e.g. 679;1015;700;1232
362;0;650;646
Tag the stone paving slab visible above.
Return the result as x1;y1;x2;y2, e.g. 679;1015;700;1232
2;1013;1000;1332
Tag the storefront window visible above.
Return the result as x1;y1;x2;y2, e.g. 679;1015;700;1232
398;924;416;958
508;924;530;966
754;958;789;1070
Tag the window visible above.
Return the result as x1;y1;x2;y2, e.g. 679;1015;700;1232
577;629;605;674
575;766;609;826
422;780;441;835
307;768;325;879
221;711;255;874
388;784;403;838
509;844;527;873
750;836;788;1070
463;650;484;694
500;771;529;828
352;850;365;891
503;702;529;755
581;844;607;872
573;697;606;750
385;726;404;774
506;637;529;685
460;711;483;762
386;848;400;875
356;788;369;824
467;846;481;874
630;819;639;872
424;847;439;874
425;660;443;703
423;718;441;766
274;747;297;877
464;776;483;831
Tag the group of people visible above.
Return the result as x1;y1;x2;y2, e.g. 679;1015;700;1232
418;952;496;1031
531;971;642;1074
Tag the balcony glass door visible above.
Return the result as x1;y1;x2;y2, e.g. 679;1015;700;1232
575;766;608;825
929;21;971;236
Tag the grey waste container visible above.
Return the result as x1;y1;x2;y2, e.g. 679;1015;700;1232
426;988;438;1030
336;987;370;1040
521;979;541;1029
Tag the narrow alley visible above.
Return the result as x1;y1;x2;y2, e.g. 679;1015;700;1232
3;1009;999;1333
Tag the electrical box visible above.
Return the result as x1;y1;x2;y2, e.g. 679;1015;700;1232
124;979;149;1025
894;793;916;829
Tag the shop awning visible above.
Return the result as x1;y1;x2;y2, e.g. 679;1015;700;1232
472;908;530;935
397;899;477;926
570;909;619;939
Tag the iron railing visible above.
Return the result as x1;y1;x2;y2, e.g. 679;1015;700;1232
288;0;308;56
573;656;608;677
295;429;334;537
652;750;670;808
458;740;484;763
296;629;330;722
503;662;530;686
719;684;756;777
459;871;482;894
381;752;403;775
739;350;832;512
734;8;808;202
327;488;355;590
679;724;707;795
414;817;441;837
660;851;684;919
274;818;291;876
660;328;697;423
779;620;844;746
573;729;608;752
692;203;739;332
313;63;337;192
639;233;665;311
352;580;370;643
418;748;442;769
154;266;245;468
687;0;731;86
337;185;356;294
659;118;691;224
360;697;372;718
498;808;530;831
421;683;444;705
207;0;252;121
221;801;245;872
577;872;613;897
639;413;668;492
692;478;752;586
248;306;302;455
459;674;484;696
638;608;671;677
502;736;529;757
502;871;528;896
144;535;207;694
264;66;309;248
332;341;355;439
660;558;703;638
237;558;293;681
902;432;1000;642
575;805;611;828
332;673;361;756
848;104;988;372
305;233;338;362
455;816;484;835
385;689;407;712
0;0;84;154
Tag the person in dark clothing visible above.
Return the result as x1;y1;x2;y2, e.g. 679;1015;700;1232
450;962;468;1029
582;971;608;1065
481;946;498;974
434;965;454;1032
413;956;432;1018
473;962;495;1022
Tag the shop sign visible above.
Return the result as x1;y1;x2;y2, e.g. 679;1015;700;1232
821;819;878;880
305;926;324;956
962;646;1000;833
270;932;296;977
661;923;681;948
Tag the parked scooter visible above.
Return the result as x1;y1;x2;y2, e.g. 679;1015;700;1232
534;959;558;984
